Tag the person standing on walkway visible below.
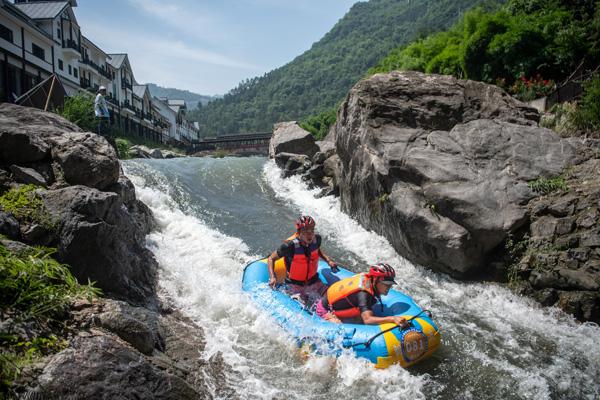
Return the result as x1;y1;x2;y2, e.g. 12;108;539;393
94;86;110;136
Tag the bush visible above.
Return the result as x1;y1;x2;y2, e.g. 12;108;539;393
300;108;337;141
0;185;55;230
528;176;568;194
58;91;96;132
0;244;100;393
115;137;132;160
510;74;555;101
579;74;600;131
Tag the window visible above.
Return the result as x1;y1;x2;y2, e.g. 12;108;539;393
32;43;45;60
0;24;14;43
73;68;78;78
58;59;63;70
56;28;61;39
68;65;71;74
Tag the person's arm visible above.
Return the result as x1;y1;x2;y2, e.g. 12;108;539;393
357;291;408;327
267;250;280;288
360;310;408;327
318;248;338;272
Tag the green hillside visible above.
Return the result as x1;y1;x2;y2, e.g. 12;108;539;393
188;0;504;136
145;83;218;110
370;0;599;95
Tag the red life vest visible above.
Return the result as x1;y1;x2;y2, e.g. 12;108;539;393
286;237;319;284
326;273;374;319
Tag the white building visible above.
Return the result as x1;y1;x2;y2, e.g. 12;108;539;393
11;0;82;94
0;0;199;147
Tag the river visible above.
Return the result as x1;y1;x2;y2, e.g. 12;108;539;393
123;156;599;400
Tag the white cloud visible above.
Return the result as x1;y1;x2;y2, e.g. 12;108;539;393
82;21;263;94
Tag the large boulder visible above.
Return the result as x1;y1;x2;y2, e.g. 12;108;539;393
0;103;119;190
333;71;574;277
42;184;157;303
269;121;319;159
30;334;202;399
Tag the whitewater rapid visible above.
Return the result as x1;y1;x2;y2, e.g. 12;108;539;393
123;157;599;400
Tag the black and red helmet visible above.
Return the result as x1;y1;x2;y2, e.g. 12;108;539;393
367;263;397;285
295;215;316;231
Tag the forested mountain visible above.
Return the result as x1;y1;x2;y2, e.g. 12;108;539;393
188;0;504;136
145;83;218;110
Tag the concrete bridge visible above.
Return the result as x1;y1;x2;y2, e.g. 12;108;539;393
189;132;272;154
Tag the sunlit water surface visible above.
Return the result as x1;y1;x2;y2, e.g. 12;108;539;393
123;157;600;400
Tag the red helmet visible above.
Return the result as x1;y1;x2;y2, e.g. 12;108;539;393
367;263;397;285
295;215;315;231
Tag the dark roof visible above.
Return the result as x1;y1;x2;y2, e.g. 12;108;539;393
14;1;68;19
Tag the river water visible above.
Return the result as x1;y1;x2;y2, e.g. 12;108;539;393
123;157;599;400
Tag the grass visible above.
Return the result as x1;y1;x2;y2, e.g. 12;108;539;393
0;244;101;394
0;185;55;231
528;176;568;195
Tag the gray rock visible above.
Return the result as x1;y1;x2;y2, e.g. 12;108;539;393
42;185;157;303
270;121;319;159
580;231;600;248
555;217;575;235
548;195;578;217
50;132;119;190
531;216;558;238
333;71;573;276
576;208;598;229
150;148;164;159
128;145;152;159
557;291;600;322
9;165;47;187
568;247;590;262
33;334;202;399
96;314;155;355
0;210;20;239
0;104;119;191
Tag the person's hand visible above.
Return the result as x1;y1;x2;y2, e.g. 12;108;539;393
328;260;339;272
268;276;277;288
393;316;409;329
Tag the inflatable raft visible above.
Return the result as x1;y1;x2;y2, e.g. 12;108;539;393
242;257;441;368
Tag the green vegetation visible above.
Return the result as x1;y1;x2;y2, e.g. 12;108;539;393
0;244;100;393
0;185;55;230
369;0;599;101
579;74;600;132
505;234;530;287
187;0;504;137
299;108;337;140
528;176;569;195
58;92;96;132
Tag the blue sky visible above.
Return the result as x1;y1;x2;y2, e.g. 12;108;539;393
75;0;360;96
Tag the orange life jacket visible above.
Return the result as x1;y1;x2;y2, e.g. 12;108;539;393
286;237;319;284
284;232;299;243
326;273;374;319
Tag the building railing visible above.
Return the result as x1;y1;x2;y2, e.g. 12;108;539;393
121;79;132;90
81;57;113;80
62;39;80;53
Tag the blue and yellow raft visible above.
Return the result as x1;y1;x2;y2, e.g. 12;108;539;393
242;257;441;368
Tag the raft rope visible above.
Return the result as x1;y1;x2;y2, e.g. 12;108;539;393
344;309;432;349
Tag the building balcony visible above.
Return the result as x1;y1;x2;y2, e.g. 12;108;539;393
106;96;119;106
62;39;81;58
121;79;132;90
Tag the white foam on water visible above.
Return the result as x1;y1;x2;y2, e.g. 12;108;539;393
125;161;433;400
263;160;600;399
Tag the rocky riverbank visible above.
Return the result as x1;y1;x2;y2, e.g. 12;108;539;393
270;71;599;324
0;104;232;398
